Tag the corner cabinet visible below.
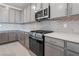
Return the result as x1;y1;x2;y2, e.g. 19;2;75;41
50;3;67;19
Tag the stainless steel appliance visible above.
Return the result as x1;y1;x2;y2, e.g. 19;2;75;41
35;5;50;22
29;30;53;56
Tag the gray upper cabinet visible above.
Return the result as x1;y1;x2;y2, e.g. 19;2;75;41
50;3;67;19
23;9;27;23
69;3;79;15
15;10;21;23
26;6;31;23
0;6;9;23
36;3;42;11
42;3;49;9
30;4;35;22
9;8;16;23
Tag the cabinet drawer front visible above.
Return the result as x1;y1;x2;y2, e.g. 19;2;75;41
66;50;79;56
45;36;64;47
45;43;64;56
67;41;79;53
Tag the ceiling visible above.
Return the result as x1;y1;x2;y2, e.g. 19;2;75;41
5;3;31;9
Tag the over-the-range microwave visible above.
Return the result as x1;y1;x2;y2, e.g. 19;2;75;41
35;5;50;22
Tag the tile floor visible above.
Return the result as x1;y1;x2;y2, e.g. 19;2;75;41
0;42;31;56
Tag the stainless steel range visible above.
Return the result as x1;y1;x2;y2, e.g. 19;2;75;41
29;30;53;56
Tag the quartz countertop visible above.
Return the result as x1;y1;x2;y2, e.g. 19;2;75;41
45;32;79;43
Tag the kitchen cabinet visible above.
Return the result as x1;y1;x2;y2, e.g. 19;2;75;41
36;3;42;11
8;31;17;41
30;5;35;22
69;3;79;15
67;41;79;54
50;3;67;19
15;10;21;23
26;6;31;23
24;32;29;49
23;9;27;23
42;3;49;9
45;42;64;56
66;50;79;56
45;37;64;48
9;8;16;23
0;32;8;44
45;36;64;56
18;31;25;46
0;6;9;22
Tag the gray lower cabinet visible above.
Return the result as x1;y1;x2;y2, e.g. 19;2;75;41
66;41;79;55
66;50;79;56
0;32;8;44
18;31;25;46
45;36;64;56
45;42;64;56
24;32;29;49
8;32;17;41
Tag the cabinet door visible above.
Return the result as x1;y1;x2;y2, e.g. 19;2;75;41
45;42;64;56
45;36;64;48
50;3;67;19
42;3;49;9
30;5;35;22
0;33;8;44
15;10;21;23
9;8;15;23
0;33;2;44
70;3;79;15
67;41;79;53
0;6;9;22
66;50;79;56
26;6;31;23
23;9;27;23
18;32;25;46
24;32;29;49
8;32;17;41
36;3;42;11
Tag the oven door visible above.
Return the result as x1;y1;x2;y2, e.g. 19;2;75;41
29;36;44;56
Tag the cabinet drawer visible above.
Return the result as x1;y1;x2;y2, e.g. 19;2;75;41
66;50;79;56
45;36;64;47
45;42;64;56
67;41;79;53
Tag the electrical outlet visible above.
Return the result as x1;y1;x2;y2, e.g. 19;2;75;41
64;23;67;28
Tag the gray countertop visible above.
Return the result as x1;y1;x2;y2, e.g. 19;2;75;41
45;32;79;43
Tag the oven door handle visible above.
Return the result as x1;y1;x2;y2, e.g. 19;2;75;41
36;39;43;43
